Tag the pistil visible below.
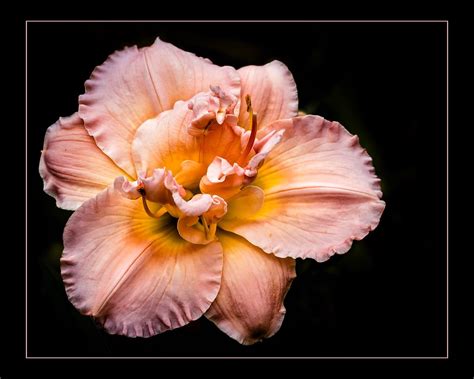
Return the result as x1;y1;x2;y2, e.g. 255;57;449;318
237;95;258;166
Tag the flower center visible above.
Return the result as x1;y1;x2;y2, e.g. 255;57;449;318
117;92;280;245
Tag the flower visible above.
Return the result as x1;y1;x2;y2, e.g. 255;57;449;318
39;37;385;345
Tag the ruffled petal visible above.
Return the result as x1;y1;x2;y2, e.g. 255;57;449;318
61;184;223;337
206;231;295;345
187;85;240;135
220;116;385;262
114;176;142;200
200;157;246;200
39;113;130;210
238;61;298;130
79;37;241;176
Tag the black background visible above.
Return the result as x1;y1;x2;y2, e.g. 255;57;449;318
26;22;447;358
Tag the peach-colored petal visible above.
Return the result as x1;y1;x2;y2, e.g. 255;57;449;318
219;116;385;262
177;216;211;245
141;169;172;203
79;37;241;176
223;186;264;221
131;99;244;178
199;157;246;200
205;157;244;183
161;172;212;217
238;61;298;130
61;184;223;338
171;193;213;217
203;195;227;224
174;160;206;189
39;113;130;211
177;195;227;245
206;231;295;345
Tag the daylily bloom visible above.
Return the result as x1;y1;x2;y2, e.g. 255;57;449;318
39;37;385;345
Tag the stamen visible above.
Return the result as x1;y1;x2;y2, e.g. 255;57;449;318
208;223;217;240
246;94;253;122
141;196;164;219
138;186;167;219
201;216;210;237
203;119;212;136
238;95;258;166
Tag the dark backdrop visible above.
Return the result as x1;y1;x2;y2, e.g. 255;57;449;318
26;22;447;357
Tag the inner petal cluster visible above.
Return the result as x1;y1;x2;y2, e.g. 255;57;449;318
117;87;283;245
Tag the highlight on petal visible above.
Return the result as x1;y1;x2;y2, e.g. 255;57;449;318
61;184;223;337
238;61;298;130
206;231;296;345
220;115;385;262
171;193;213;217
79;37;241;177
39;113;130;211
131;98;244;178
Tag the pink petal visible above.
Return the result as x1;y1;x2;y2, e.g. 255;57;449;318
206;157;234;183
61;184;223;337
131;99;244;178
171;192;213;217
206;232;295;345
238;61;298;130
219;116;386;262
39;113;130;210
79;37;241;177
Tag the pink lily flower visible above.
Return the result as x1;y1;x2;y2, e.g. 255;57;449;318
39;37;385;345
